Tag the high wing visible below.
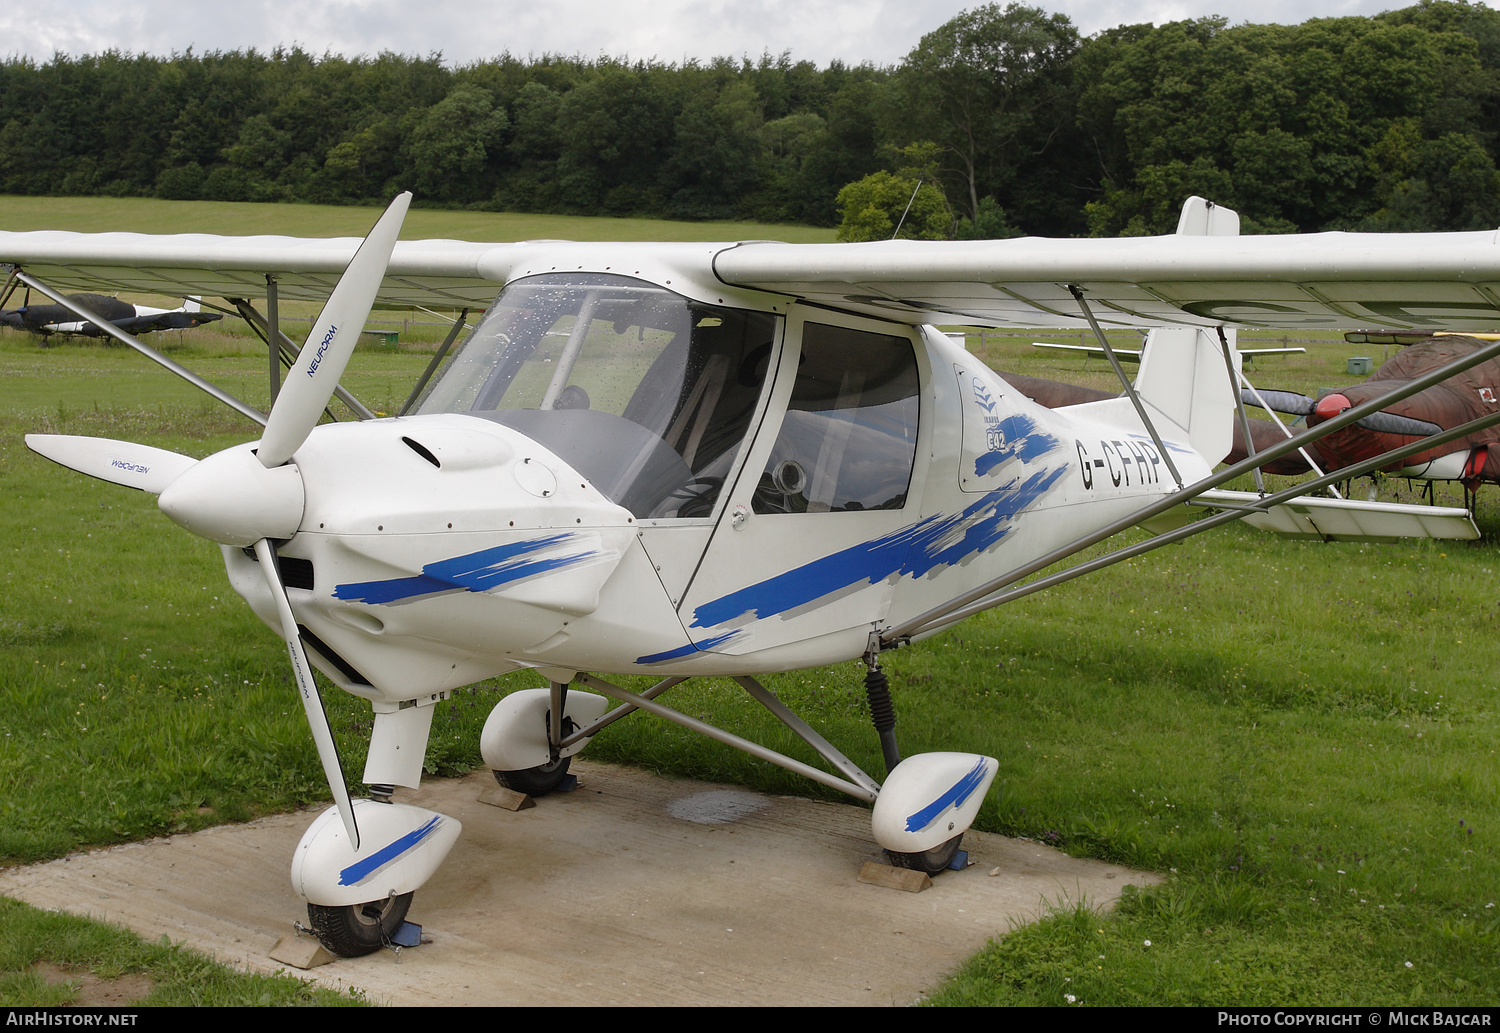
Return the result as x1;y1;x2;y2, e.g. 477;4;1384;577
710;230;1500;331
6;219;1500;330
0;232;506;308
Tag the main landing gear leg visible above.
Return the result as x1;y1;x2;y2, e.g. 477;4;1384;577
865;639;998;875
862;646;902;777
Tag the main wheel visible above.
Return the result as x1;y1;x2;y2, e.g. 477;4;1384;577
887;834;963;875
306;892;413;958
493;754;572;796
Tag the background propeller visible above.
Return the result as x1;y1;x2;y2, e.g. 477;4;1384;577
1241;389;1443;437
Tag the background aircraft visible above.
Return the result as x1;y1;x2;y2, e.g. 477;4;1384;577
1246;334;1500;501
0;290;222;337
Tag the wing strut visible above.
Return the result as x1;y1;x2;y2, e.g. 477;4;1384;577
225;297;375;420
883;331;1500;647
400;308;469;416
266;274;280;405
0;264;19;311
1068;284;1184;489
1217;326;1265;494
11;270;268;426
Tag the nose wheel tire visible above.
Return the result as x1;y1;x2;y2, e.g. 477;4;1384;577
886;834;963;875
306;892;413;958
493;754;572;797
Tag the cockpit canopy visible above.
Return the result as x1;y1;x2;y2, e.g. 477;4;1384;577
415;273;778;518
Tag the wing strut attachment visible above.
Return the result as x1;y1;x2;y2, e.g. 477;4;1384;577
882;332;1500;647
1068;283;1185;489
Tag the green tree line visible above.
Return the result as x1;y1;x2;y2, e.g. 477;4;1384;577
2;1;1498;237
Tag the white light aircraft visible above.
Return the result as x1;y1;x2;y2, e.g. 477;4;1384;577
6;194;1500;958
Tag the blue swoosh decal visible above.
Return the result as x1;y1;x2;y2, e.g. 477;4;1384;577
690;465;1067;630
1004;416;1058;462
339;815;444;886
334;534;596;604
974;450;1008;477
636;629;742;665
975;416;1058;477
904;758;989;833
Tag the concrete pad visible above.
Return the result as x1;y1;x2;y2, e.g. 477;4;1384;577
0;761;1160;1006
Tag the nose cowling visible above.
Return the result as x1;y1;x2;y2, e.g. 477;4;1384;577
157;442;305;547
1312;392;1352;423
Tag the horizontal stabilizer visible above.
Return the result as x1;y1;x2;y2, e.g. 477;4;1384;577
1141;488;1478;542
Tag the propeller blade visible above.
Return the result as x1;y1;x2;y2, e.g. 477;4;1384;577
1354;410;1444;436
253;537;360;849
1246;390;1441;437
1241;389;1315;416
257;192;411;469
1312;392;1444;437
25;434;197;495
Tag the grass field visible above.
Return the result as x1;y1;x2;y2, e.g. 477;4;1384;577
1;197;1497;1006
0;194;839;243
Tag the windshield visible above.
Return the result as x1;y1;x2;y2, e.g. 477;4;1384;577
415;273;779;518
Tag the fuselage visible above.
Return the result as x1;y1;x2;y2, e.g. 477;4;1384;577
219;269;1211;703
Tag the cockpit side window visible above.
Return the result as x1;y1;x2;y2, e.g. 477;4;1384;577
414;273;778;519
752;322;919;514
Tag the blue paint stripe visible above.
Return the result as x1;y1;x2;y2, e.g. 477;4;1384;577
1130;433;1193;456
974;420;1056;477
904;758;989;833
333;573;454;605
635;629;741;665
334;533;595;604
338;815;444;886
690;464;1068;630
974;451;1006;476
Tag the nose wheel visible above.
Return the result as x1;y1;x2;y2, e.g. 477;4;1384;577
306;892;414;958
886;834;964;875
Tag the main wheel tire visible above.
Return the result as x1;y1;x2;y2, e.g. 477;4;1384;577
887;834;963;875
493;754;572;796
306;892;413;958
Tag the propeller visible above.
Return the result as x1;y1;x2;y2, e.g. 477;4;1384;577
1241;389;1443;437
25;436;198;494
25;192;413;850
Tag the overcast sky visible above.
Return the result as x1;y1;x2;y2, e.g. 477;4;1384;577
3;1;1488;68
